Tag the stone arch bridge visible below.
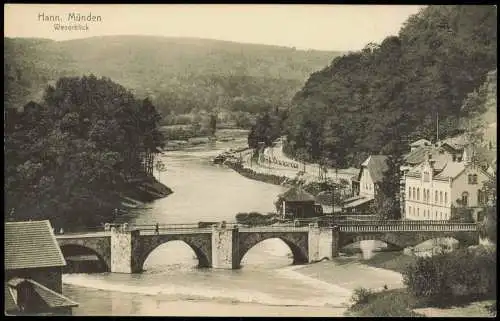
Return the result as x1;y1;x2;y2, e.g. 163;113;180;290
56;221;479;273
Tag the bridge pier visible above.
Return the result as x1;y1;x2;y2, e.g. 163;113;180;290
110;226;141;273
308;224;340;262
211;224;239;269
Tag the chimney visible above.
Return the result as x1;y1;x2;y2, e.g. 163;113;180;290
427;153;435;169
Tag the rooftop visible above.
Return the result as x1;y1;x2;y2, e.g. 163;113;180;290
280;186;315;202
361;155;389;183
4;220;66;270
5;278;78;312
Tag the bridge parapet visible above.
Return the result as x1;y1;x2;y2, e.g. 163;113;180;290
339;223;477;232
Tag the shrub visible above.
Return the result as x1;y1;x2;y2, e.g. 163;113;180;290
403;246;496;307
351;287;375;305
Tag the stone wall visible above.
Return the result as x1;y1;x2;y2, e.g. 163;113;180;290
57;236;111;271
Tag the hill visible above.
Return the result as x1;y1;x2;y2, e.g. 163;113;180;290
282;5;497;167
4;35;340;125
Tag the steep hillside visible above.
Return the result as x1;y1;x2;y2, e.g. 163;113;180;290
4;36;340;122
283;5;497;167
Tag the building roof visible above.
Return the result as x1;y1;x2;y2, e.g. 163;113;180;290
361;155;389;183
343;196;374;209
6;278;78;310
4;220;66;270
28;279;79;308
5;284;17;313
433;162;466;180
404;146;434;165
280;187;315;202
439;134;468;151
410;139;431;147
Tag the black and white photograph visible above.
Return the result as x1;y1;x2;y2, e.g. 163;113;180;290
4;4;497;317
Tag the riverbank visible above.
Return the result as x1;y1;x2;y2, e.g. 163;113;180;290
293;254;496;317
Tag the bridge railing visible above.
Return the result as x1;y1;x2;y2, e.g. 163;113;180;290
339;223;478;232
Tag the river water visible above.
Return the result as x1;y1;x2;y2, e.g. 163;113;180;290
61;136;365;316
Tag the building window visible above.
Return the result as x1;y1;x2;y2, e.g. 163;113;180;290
417;188;420;201
417;208;420;217
426;190;430;203
423;171;430;182
444;192;447;205
440;191;443;204
462;192;469;207
412;187;416;200
468;174;478;185
408;187;411;199
478;190;485;205
435;191;438;203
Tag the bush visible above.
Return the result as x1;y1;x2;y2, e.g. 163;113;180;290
403;246;496;307
351;287;375;305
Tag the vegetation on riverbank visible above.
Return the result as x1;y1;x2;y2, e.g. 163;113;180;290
235;212;278;226
4;75;168;229
346;245;497;317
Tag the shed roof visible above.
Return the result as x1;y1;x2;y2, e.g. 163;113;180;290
361;155;389;183
4;220;66;270
280;187;315;202
6;278;78;310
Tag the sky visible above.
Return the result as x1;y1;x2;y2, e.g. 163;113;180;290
4;4;425;51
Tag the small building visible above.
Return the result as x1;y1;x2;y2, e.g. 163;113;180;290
5;220;78;316
279;187;322;219
342;155;388;213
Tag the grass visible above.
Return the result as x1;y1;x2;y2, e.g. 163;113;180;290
345;288;426;317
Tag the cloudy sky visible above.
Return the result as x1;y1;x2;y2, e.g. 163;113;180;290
5;4;425;51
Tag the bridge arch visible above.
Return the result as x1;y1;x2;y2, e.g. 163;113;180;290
134;234;212;272
238;232;308;267
338;231;479;251
59;244;110;272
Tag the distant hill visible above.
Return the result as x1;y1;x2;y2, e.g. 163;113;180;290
4;36;341;122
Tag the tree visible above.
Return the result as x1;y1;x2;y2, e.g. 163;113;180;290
4;75;165;228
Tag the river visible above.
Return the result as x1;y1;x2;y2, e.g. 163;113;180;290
61;136;393;316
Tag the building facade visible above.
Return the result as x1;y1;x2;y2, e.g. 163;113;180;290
404;155;491;221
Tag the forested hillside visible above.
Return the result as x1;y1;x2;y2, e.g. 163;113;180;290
4;36;339;127
4;75;165;229
283;5;497;168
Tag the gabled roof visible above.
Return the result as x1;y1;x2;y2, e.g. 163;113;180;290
280;187;315;202
361;155;389;183
433;162;466;180
404;146;434;165
5;220;66;270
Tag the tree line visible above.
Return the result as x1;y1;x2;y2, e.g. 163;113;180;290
282;5;496;168
4;75;165;229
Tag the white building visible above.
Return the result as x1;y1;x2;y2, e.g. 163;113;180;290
404;154;492;221
343;155;388;212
